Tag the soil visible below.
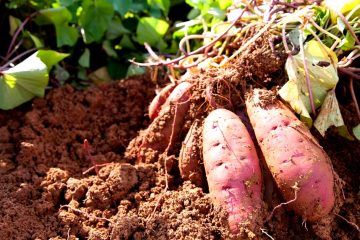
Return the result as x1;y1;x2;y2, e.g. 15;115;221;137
0;71;359;239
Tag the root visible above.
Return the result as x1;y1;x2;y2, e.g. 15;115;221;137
61;205;113;224
83;139;109;175
265;183;299;222
66;228;71;240
83;163;111;175
130;1;254;68
205;79;233;109
220;17;276;66
302;219;308;231
335;213;360;233
260;228;275;240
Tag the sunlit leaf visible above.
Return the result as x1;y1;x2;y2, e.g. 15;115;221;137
314;90;345;136
79;0;114;43
0;50;68;110
325;0;360;22
353;124;360;140
37;50;69;71
148;0;170;15
338;31;355;51
136;17;169;50
279;40;339;121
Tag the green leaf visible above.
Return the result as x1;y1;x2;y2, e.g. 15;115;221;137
57;0;74;7
26;31;44;48
106;18;130;40
288;27;304;48
79;0;114;43
102;41;118;58
53;64;70;85
338;31;355;51
0;50;68;110
119;35;136;50
279;40;339;120
9;16;21;36
78;48;90;68
108;0;132;16
353;124;360;140
314;90;345;136
126;64;145;77
337;125;354;140
37;50;69;71
147;0;170;15
185;0;211;15
39;7;79;47
136;17;169;49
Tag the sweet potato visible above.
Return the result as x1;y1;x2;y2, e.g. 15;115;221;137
141;82;192;152
246;89;335;221
179;119;205;187
202;109;262;233
148;83;177;120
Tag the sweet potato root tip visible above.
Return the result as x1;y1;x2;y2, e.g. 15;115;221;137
202;109;262;233
246;88;335;221
148;83;177;120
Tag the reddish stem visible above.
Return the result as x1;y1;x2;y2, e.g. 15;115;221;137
299;35;316;116
338;67;360;80
6;12;38;57
349;78;360;121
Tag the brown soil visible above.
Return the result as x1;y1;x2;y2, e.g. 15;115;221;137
0;74;359;239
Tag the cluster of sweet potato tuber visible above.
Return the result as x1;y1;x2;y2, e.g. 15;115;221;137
136;78;336;235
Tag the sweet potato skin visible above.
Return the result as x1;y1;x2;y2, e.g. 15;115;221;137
141;82;192;152
246;89;335;221
148;83;176;120
179;119;205;187
202;109;262;233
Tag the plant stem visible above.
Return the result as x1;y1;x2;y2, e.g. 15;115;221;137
299;33;316;116
130;0;255;67
335;10;360;46
0;48;37;72
349;77;360;121
6;12;38;58
338;67;360;80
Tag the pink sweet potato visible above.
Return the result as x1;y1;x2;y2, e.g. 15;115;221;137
202;108;262;233
148;83;177;120
246;89;335;221
141;82;192;152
